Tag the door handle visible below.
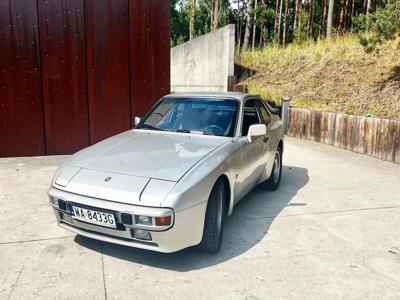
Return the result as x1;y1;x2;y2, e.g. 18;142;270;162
263;136;269;143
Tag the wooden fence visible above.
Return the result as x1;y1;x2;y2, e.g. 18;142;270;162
287;108;400;164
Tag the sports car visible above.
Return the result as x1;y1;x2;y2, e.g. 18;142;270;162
48;92;284;253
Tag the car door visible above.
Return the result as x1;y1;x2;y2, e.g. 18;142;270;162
255;99;275;181
234;98;269;201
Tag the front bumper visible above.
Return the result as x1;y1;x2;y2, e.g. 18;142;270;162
48;187;207;253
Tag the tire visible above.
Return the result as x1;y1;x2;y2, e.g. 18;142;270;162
265;147;282;191
197;179;225;253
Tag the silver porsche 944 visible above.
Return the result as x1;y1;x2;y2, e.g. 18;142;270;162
48;92;284;253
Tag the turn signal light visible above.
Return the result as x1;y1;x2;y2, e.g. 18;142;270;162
155;216;171;226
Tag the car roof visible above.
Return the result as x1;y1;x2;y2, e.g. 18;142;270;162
163;91;255;102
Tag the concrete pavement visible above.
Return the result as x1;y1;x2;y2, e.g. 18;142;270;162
1;137;399;299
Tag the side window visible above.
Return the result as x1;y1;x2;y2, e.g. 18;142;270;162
256;100;272;125
241;99;262;136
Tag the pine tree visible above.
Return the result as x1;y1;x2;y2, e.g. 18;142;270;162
327;0;335;38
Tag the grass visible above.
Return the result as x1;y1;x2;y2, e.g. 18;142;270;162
237;35;400;120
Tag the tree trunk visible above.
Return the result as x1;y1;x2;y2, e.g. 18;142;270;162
237;0;241;50
277;0;283;42
297;0;302;34
259;0;265;47
319;0;327;38
212;0;219;31
282;0;289;47
338;0;345;34
274;0;279;34
252;0;258;49
350;0;355;31
345;0;351;30
293;0;299;37
307;0;314;38
242;0;254;53
189;0;196;40
366;0;372;14
259;25;265;47
211;0;214;30
326;0;334;39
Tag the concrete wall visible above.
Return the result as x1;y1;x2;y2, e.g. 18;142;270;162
171;24;235;92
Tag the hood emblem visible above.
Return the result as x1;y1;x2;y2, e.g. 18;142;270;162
105;177;112;182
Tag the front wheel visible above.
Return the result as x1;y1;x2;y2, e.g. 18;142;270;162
197;180;225;253
265;148;282;191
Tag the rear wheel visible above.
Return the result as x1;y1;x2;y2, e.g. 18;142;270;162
265;147;282;191
197;180;225;253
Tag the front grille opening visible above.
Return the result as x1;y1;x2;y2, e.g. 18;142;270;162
62;221;159;247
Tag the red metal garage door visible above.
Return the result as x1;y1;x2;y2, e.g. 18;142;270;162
0;0;170;157
86;0;131;144
0;0;45;156
130;0;170;122
38;0;90;155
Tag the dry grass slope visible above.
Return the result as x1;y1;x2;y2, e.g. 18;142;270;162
238;35;400;120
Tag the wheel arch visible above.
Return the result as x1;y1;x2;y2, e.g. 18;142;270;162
216;173;234;217
278;139;284;153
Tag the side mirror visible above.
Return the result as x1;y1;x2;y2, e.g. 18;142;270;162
134;116;141;126
247;124;267;143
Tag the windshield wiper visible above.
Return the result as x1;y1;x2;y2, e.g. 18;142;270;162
137;124;164;131
175;129;206;135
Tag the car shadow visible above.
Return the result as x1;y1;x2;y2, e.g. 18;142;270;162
75;165;309;272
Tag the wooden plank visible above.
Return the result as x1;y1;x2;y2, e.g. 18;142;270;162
358;117;366;154
307;109;312;140
334;113;348;149
326;112;336;145
378;119;390;160
360;117;373;156
286;108;399;165
312;110;322;142
371;117;381;159
346;115;360;152
287;108;295;137
301;109;310;140
394;121;400;164
386;120;399;162
290;108;298;137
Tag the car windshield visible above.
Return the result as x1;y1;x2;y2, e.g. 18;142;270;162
137;97;238;137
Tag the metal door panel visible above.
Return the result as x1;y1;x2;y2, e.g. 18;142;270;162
38;0;89;155
129;0;170;122
0;0;45;157
86;0;130;144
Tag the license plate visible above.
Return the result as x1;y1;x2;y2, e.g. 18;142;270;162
70;205;116;228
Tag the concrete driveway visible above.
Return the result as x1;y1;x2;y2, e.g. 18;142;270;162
1;137;399;299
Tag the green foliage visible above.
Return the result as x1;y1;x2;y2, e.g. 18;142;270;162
352;14;368;34
358;0;400;53
293;12;310;45
171;0;400;50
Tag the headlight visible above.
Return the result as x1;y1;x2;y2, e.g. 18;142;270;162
135;215;153;225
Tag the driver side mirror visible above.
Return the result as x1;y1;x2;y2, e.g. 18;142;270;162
247;124;267;143
134;116;141;126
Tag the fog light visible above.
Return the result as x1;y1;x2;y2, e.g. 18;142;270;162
155;215;171;226
135;215;152;225
133;229;152;241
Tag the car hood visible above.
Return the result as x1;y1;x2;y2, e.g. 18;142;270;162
69;129;229;182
